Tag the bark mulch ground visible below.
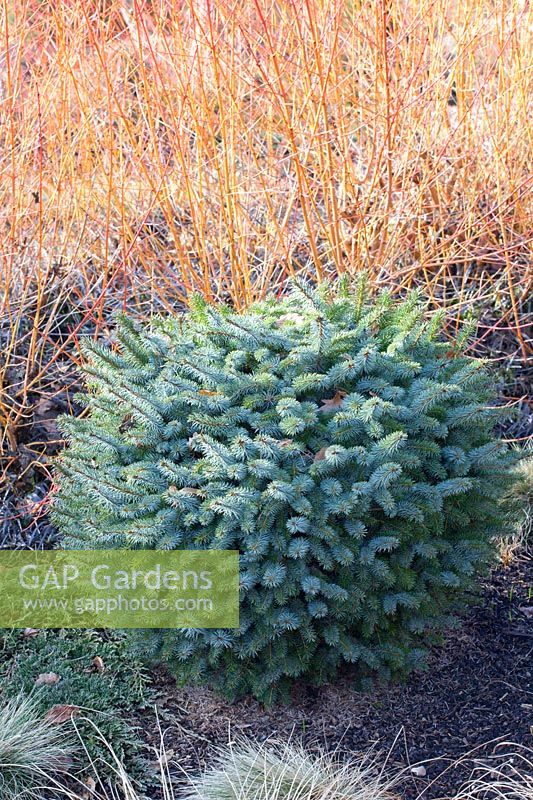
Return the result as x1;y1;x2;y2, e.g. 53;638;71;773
144;555;532;799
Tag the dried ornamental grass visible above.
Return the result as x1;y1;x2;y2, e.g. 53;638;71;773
0;693;74;799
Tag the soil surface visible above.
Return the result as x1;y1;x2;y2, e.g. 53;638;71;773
143;556;533;799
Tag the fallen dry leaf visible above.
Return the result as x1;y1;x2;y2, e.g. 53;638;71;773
319;391;347;411
519;606;533;618
92;655;105;672
33;397;55;416
45;704;80;724
35;672;61;686
23;628;40;638
314;446;328;462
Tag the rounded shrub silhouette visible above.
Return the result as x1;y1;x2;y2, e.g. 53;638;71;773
54;279;513;703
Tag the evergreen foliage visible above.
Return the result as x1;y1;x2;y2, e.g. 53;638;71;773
53;279;514;703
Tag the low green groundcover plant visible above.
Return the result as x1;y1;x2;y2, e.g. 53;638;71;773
0;630;151;777
53;279;514;703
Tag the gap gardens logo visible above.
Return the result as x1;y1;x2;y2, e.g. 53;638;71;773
0;550;239;629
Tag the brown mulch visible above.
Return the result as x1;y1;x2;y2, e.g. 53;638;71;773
142;555;533;799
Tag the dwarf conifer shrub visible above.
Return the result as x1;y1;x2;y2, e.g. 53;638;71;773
53;279;513;703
